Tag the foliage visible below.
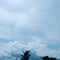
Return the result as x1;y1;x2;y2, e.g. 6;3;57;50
42;56;57;60
21;50;31;60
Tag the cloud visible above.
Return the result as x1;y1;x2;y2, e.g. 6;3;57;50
0;0;60;58
0;39;60;58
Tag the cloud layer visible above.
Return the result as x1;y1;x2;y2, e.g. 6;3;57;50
0;0;60;58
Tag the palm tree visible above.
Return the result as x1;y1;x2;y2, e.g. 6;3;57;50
21;50;31;60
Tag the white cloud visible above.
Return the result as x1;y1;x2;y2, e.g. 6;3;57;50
0;26;11;39
0;0;60;43
0;39;60;58
0;0;60;58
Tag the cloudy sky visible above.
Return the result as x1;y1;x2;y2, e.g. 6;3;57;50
0;0;60;58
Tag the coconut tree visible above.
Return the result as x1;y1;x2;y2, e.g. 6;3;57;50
21;50;31;60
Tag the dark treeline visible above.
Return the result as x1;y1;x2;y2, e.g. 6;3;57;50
42;56;57;60
16;50;57;60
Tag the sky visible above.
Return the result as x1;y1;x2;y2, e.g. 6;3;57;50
0;0;60;59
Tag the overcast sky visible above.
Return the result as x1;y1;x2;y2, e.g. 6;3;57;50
0;0;60;58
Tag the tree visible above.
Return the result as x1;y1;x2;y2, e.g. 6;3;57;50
42;56;57;60
50;57;56;60
21;50;31;60
42;56;50;60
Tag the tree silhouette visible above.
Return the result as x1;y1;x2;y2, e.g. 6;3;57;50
42;56;50;60
50;57;56;60
21;50;31;60
42;56;57;60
